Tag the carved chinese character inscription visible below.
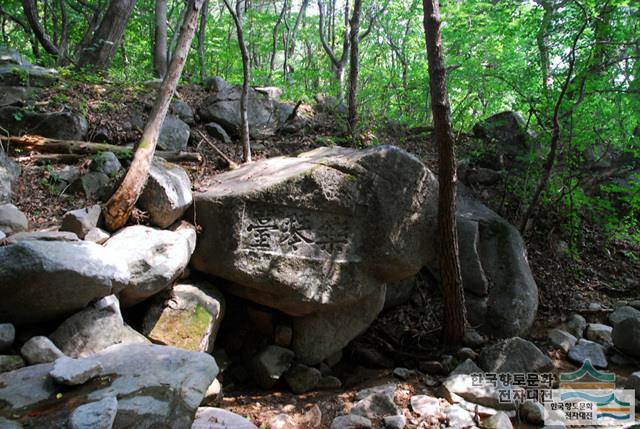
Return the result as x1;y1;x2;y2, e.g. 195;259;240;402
241;204;351;256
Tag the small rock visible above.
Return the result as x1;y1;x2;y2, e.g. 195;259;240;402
269;414;297;429
0;417;21;428
301;404;322;428
70;172;112;200
5;230;78;243
548;329;577;352
450;358;483;376
158;115;190;151
0;355;25;373
588;302;602;312
351;392;400;419
274;324;293;347
482;411;512;429
463;329;487;348
441;354;455;373
0;323;15;351
520;401;546;425
84;227;110;244
49;356;103;385
60;205;102;239
68;396;118;429
456;347;479;361
383;415;406;429
204;378;223;404
585;323;613;349
192;407;258;429
419;360;446;374
20;336;64;364
392;367;415;380
567;339;608;368
629;300;640;310
609;306;640;327
90;152;122;177
318;375;342;390
330;414;372;429
478;337;553;373
284;363;321;393
565;313;587;338
170;99;195;125
624;372;640;400
411;395;441;416
443;372;514;410
355;384;396;401
250;345;295;389
445;404;475;428
205;122;232;144
0;203;28;234
612;317;640;358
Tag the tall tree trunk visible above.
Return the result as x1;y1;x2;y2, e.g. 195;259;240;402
77;0;136;71
422;0;466;345
535;0;554;90
347;0;361;142
223;0;252;163
103;0;204;231
198;0;209;81
287;0;308;56
22;0;59;56
269;0;287;79
154;0;168;78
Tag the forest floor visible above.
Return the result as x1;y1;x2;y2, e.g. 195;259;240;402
7;79;640;428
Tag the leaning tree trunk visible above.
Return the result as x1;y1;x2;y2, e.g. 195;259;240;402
153;0;168;78
223;0;252;163
76;0;137;71
103;0;205;231
347;0;361;143
422;0;466;345
22;0;59;56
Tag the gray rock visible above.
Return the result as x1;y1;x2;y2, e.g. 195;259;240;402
318;375;342;389
351;392;400;419
0;62;57;87
0;203;28;234
330;414;372;429
456;347;479;361
520;401;546;425
445;404;475;428
624;372;640;400
384;276;417;310
203;76;232;92
629;300;640;310
463;329;487;348
49;356;103;385
90;152;122;177
104;225;194;307
50;295;148;358
566;313;587;338
609;306;640;327
463;167;502;186
0;417;22;428
0;323;15;351
0;343;218;428
0;46;24;65
0;240;129;324
84;227;110;244
383;415;406;429
473;111;531;157
60;205;102;239
5;230;78;243
250;345;294;389
20;336;64;364
141;281;225;353
68;396;118;429
283;363;321;393
548;329;577;352
57;165;81;184
0;355;24;373
443;372;515;410
567;339;608;368
452;188;538;337
0;86;33;107
392;367;415;380
411;395;441;416
170;99;195;125
293;287;386;365
192;407;258;429
450;358;483;376
0;107;86;140
478;337;553;373
356;384;397;401
585;323;613;349
199;78;294;138
0;150;20;203
482;411;513;429
612;317;640;358
137;157;192;228
205;122;232;144
158;115;190;151
70;172;113;200
203;378;222;404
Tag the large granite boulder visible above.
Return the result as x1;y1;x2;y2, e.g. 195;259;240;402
0;343;218;428
0;240;130;324
198;78;294;138
0;47;58;87
141;281;225;353
191;145;438;364
473;111;532;158
104;225;195;307
0;150;20;203
450;187;538;337
0;106;87;140
158;115;190;152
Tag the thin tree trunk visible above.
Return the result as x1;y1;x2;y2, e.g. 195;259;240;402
535;0;554;90
287;0;308;56
223;0;251;163
198;0;209;81
347;0;361;142
269;0;287;79
422;0;466;345
77;0;137;71
103;0;205;231
22;0;59;56
154;0;168;78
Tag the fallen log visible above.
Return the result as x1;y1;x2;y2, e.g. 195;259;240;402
1;135;202;162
